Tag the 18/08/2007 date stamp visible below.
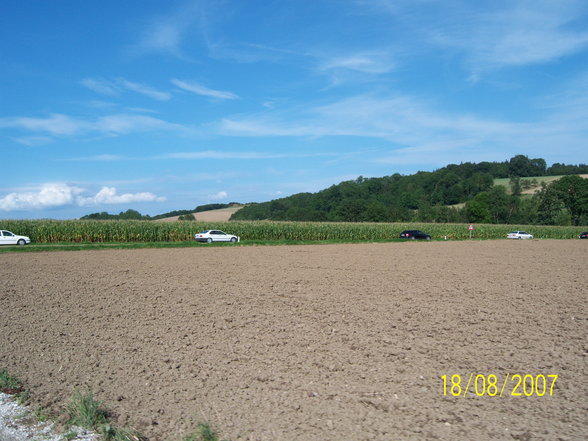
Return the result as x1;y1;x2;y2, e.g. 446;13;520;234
441;374;559;397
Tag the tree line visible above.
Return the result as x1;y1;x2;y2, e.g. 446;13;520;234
231;155;588;226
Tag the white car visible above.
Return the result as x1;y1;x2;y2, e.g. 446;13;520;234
194;230;240;243
0;230;31;246
507;231;533;240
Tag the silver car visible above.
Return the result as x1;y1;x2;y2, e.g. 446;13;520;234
506;231;533;240
194;230;240;243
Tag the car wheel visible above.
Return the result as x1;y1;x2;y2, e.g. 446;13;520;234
17;239;26;246
230;237;237;242
411;236;416;240
426;236;431;240
207;237;213;243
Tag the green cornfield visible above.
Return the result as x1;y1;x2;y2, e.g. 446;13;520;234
0;219;584;243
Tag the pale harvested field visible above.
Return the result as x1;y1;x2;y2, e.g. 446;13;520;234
157;206;242;222
0;240;586;441
520;174;588;194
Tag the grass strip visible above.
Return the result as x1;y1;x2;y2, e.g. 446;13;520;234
2;368;229;441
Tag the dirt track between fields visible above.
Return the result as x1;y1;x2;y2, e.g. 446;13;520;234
1;241;586;441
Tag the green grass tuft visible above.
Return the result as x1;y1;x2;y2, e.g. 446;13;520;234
65;390;144;440
0;368;22;390
66;390;109;430
0;368;28;403
180;422;228;441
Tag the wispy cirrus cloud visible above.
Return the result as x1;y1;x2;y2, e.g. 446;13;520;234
171;79;239;100
436;1;588;70
216;90;587;165
314;50;397;87
116;78;171;101
161;150;285;160
318;51;396;75
81;78;120;96
12;136;53;147
69;154;127;162
68;150;335;162
0;114;84;136
94;114;181;135
215;93;543;141
0;113;183;139
128;1;212;59
0;183;165;211
361;0;588;74
81;77;171;100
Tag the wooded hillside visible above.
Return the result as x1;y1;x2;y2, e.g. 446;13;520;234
231;155;588;226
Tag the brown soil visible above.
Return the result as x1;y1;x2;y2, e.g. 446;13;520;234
1;241;586;441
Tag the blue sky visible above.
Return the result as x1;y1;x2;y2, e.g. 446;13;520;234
1;0;587;219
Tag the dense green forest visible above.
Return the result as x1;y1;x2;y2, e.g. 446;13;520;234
231;155;588;226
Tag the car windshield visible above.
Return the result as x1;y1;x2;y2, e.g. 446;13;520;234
199;230;211;234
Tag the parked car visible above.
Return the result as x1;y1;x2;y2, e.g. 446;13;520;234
399;230;431;240
194;230;240;243
0;230;31;246
506;231;533;240
579;232;588;239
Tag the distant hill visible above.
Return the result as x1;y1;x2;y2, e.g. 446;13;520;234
156;205;243;222
230;155;588;226
79;156;588;226
81;203;242;221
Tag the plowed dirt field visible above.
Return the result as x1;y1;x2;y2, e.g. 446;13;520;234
1;240;586;441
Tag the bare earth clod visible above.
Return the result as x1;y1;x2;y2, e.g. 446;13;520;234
0;241;586;441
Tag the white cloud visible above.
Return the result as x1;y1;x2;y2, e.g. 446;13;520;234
0;184;165;211
171;79;239;100
77;187;165;206
207;191;228;200
0;183;83;211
